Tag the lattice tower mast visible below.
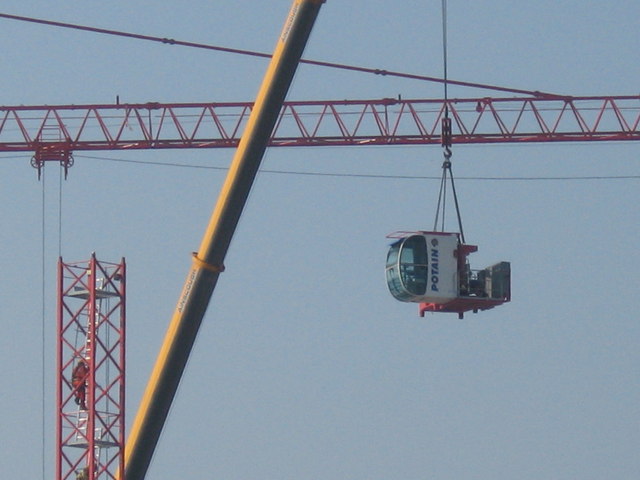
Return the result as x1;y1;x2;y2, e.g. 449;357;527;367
56;255;126;480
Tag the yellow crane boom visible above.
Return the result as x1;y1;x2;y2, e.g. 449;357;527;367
123;2;326;479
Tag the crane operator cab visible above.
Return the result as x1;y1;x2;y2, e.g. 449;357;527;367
386;231;510;318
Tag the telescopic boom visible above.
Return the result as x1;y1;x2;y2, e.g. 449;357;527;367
123;2;325;479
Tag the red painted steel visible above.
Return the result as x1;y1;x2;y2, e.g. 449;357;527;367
57;255;126;480
2;96;639;159
420;296;508;318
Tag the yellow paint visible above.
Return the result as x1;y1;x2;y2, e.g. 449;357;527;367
123;1;324;477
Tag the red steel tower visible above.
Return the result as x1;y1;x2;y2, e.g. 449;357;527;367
56;254;126;480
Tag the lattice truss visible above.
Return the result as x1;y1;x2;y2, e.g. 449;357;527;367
56;255;126;480
1;96;639;159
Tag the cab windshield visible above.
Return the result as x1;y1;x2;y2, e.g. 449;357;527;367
386;235;428;301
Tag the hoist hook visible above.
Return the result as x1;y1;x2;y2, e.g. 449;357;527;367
443;146;452;163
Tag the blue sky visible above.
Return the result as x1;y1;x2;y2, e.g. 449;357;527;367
1;1;639;479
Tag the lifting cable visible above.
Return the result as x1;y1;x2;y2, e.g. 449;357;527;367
39;164;65;480
40;166;46;480
58;165;63;258
433;0;466;243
